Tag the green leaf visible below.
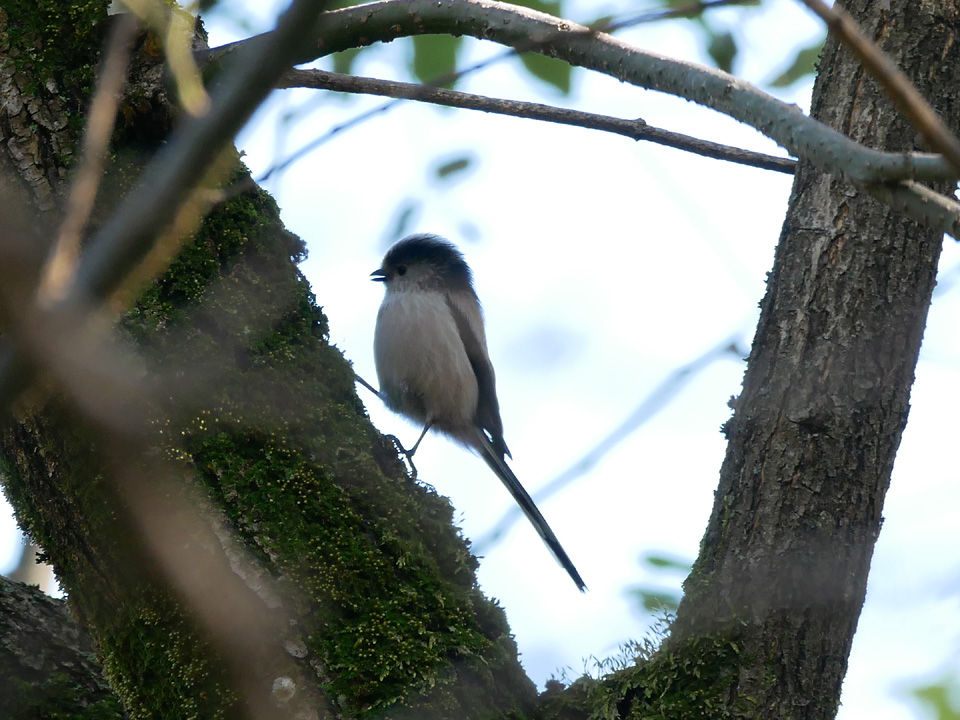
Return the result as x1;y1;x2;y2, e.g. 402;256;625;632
706;30;737;73
519;52;572;94
644;554;692;572
434;155;473;181
332;47;361;76
509;0;571;93
385;199;420;242
411;35;462;89
768;39;824;88
909;677;960;720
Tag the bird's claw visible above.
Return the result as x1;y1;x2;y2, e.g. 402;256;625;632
384;434;419;480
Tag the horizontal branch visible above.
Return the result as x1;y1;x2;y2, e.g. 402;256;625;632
279;68;797;174
204;0;959;186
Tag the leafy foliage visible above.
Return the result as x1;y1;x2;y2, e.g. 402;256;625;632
769;39;824;87
628;553;692;614
908;675;960;720
411;34;463;88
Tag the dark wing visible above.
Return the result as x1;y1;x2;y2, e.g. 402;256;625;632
445;292;511;459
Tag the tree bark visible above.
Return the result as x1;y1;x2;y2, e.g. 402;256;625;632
660;2;958;717
0;574;125;719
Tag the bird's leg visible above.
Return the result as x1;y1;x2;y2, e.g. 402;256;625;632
407;421;432;457
353;372;432;479
353;371;382;399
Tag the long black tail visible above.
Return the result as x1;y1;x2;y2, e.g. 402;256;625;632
473;429;586;592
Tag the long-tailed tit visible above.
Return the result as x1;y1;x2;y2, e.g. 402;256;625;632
371;234;585;591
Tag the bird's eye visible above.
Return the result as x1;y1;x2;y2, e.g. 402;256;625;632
397;265;407;276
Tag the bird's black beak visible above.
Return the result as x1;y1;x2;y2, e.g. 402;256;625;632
370;268;387;282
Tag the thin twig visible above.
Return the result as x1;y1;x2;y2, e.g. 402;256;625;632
798;0;960;175
278;68;796;174
474;332;747;553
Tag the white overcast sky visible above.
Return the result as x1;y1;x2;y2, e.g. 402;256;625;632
3;2;960;718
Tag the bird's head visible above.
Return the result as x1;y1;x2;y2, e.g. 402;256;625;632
371;234;474;293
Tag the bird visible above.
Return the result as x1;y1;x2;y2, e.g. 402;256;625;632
370;233;586;592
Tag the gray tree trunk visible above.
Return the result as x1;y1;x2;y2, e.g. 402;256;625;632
667;2;957;718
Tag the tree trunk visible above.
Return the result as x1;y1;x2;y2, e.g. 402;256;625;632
0;574;125;718
659;2;958;717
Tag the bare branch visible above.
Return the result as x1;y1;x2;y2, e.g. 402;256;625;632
203;0;959;186
279;68;797;174
866;180;960;239
799;0;960;175
475;333;746;553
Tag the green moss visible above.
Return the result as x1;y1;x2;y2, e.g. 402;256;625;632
180;425;496;715
1;20;531;703
577;630;761;720
7;674;124;720
97;602;239;720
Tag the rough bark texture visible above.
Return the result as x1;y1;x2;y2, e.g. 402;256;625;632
0;574;125;719
658;2;958;718
0;3;535;719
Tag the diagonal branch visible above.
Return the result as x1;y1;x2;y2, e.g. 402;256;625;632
0;0;335;412
799;0;960;175
279;68;797;174
200;0;960;242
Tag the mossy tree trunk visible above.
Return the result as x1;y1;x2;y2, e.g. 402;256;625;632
1;1;957;719
0;3;534;719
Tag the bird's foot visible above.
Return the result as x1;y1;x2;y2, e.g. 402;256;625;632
384;434;419;480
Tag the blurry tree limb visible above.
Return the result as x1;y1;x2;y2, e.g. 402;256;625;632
38;13;138;307
278;68;797;174
0;0;338;408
